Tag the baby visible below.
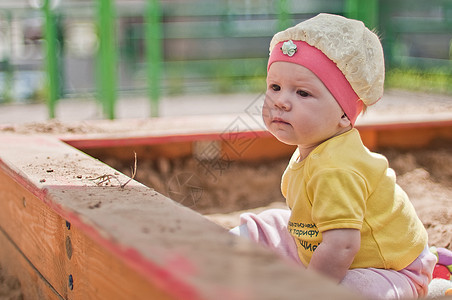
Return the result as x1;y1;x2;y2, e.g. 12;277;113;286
231;13;436;299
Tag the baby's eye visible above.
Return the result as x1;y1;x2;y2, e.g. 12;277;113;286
270;84;280;91
297;90;310;97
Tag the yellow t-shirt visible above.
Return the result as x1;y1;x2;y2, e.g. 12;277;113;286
281;129;427;270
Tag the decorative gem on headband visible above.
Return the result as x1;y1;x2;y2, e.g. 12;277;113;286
280;40;297;57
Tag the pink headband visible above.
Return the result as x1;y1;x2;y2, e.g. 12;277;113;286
268;40;363;125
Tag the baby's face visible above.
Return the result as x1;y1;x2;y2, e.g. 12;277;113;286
263;61;350;151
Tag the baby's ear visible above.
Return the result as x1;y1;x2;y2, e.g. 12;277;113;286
339;113;351;128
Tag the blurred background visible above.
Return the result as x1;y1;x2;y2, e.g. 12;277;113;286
0;0;451;120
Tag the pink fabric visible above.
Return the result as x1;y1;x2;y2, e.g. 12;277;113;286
341;246;436;299
235;209;302;265
230;209;436;299
267;41;363;125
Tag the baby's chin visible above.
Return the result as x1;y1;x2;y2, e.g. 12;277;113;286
270;132;299;147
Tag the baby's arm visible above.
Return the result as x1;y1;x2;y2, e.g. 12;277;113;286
308;228;360;283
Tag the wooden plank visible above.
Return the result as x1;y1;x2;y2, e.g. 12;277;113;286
357;117;452;150
220;134;295;162
0;229;61;300
0;161;177;300
0;133;363;300
358;128;378;151
376;125;452;149
83;141;194;162
0;166;69;297
67;204;179;300
0;134;197;299
60;113;452;162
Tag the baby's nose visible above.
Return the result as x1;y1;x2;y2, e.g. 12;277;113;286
273;96;291;111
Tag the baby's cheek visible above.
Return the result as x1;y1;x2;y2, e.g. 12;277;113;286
261;104;272;120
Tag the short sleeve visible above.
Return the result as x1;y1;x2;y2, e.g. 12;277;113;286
307;169;368;232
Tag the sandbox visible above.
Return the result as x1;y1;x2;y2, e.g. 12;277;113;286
1;106;452;299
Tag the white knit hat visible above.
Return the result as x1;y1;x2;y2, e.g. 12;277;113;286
269;13;385;107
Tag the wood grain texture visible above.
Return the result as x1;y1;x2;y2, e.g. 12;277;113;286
0;164;177;300
0;168;68;296
0;228;62;300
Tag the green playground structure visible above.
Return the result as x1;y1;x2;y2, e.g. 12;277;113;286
1;0;451;119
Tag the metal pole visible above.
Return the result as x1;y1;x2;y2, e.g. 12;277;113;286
97;0;117;120
345;0;379;29
43;0;59;119
379;0;394;68
145;0;162;118
277;0;290;31
2;11;13;103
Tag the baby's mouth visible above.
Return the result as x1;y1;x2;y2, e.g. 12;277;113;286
272;117;290;125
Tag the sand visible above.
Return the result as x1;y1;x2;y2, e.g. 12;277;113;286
103;145;452;251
